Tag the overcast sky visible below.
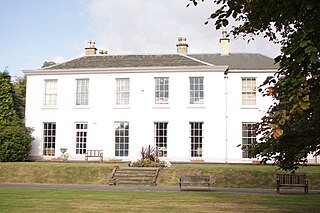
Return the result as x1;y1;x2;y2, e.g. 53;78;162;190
0;0;281;77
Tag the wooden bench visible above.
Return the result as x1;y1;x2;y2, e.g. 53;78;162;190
85;150;103;163
277;173;308;194
179;175;211;190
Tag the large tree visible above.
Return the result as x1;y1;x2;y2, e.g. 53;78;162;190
0;71;32;162
189;0;320;171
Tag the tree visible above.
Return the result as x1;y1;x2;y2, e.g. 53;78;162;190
12;76;27;119
0;70;32;162
189;0;320;171
41;61;57;69
0;71;19;124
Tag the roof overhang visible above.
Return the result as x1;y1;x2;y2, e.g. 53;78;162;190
23;65;229;76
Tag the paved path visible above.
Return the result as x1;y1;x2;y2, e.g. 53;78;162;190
1;183;320;195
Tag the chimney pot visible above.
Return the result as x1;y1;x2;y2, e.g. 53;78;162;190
176;37;188;54
219;28;230;56
85;40;97;55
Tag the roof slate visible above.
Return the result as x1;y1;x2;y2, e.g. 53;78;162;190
45;54;206;70
188;53;278;70
45;53;278;71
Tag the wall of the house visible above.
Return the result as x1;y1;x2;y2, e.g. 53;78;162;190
25;68;282;163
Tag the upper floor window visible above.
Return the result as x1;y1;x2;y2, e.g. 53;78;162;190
116;78;130;105
44;79;57;106
242;78;256;105
155;77;169;104
190;77;204;104
76;79;89;106
242;122;257;158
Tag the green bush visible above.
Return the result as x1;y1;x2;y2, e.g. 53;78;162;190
0;124;32;162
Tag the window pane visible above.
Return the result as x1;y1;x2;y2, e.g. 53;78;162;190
75;122;88;155
114;122;129;157
76;79;89;105
189;77;204;104
43;122;56;156
154;77;169;104
242;123;257;158
190;122;203;157
116;78;130;105
44;80;57;106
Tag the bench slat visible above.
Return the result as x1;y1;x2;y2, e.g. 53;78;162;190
276;174;308;194
85;149;103;163
179;175;211;190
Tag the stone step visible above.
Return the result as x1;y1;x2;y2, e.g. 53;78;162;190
109;166;160;186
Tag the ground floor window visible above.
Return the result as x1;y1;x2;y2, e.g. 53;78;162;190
43;122;56;156
114;122;129;157
75;123;88;154
190;122;203;157
242;122;257;158
154;122;168;157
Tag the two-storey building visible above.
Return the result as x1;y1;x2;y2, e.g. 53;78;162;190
24;31;280;163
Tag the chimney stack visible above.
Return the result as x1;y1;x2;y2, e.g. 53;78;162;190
176;37;188;54
219;27;230;56
85;40;97;55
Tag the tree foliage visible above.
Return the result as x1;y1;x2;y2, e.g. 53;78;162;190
0;70;32;162
41;61;57;69
0;71;19;124
189;0;320;171
12;76;27;119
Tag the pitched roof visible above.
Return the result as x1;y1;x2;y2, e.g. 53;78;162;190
44;53;278;71
45;54;208;70
188;53;278;70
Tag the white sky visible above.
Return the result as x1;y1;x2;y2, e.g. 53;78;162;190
0;0;281;77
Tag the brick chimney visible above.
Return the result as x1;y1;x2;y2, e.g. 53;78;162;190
219;27;230;56
85;40;97;55
176;37;188;54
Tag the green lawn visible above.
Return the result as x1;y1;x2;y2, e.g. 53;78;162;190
0;187;319;213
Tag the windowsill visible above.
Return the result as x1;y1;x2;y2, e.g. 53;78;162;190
153;105;170;109
114;105;130;109
42;106;58;110
74;106;90;109
240;105;259;109
188;104;206;109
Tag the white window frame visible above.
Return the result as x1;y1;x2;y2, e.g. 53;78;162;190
114;122;129;157
242;77;256;106
154;122;168;157
75;79;89;106
75;123;88;155
190;122;204;157
155;77;169;104
115;78;130;106
189;77;204;105
242;122;257;158
43;122;56;156
44;79;57;107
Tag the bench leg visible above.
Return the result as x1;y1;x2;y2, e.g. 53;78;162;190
277;186;279;194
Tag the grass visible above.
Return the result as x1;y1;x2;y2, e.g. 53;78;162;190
0;187;320;213
2;162;320;189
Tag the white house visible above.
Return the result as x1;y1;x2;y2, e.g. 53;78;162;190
24;31;283;163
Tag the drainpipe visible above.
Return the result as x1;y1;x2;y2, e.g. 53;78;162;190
224;68;229;163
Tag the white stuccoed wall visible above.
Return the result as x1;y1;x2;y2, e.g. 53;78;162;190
25;67;282;163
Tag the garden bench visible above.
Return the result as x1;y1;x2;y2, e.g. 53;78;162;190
277;173;308;194
179;175;211;190
85;150;103;163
